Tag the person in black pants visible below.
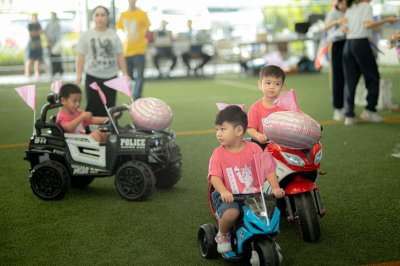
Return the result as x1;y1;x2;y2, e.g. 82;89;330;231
342;0;397;125
75;6;129;116
152;20;177;78
181;20;212;76
322;0;347;121
182;46;211;76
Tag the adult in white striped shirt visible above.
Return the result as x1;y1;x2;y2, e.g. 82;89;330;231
342;0;397;125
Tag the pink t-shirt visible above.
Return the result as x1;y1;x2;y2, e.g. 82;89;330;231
248;99;286;133
56;108;91;134
208;141;276;194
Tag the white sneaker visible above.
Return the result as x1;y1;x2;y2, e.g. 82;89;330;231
391;144;400;158
360;110;384;123
333;109;345;121
344;117;356;126
392;151;400;158
215;232;232;253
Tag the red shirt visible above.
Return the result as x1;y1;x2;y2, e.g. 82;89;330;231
248;99;286;133
56;108;90;134
208;141;276;194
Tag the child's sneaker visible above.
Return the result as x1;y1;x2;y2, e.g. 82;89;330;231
215;232;232;253
360;110;383;123
333;109;344;121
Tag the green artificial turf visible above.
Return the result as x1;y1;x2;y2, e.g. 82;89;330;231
0;70;399;266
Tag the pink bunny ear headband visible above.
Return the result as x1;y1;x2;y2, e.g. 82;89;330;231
216;103;245;111
215;88;299;113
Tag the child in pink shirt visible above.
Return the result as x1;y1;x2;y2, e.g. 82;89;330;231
248;65;287;148
56;83;108;142
208;105;285;254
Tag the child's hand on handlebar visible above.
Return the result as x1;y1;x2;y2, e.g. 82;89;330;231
256;133;268;144
220;190;234;203
81;111;93;120
272;188;285;199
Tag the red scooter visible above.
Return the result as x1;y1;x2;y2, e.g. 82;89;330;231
263;141;326;242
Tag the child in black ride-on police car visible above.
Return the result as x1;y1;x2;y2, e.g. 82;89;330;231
56;83;108;142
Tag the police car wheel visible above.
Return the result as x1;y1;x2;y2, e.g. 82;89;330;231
115;161;155;201
30;160;71;200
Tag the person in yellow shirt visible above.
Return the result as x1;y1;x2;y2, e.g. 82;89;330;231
116;0;150;99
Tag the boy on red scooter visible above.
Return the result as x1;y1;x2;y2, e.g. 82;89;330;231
247;65;288;149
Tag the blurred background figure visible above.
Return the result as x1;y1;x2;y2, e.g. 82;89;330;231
116;0;150;99
152;20;177;78
342;0;397;126
322;0;347;121
181;19;212;76
75;6;129;117
25;13;43;78
45;12;64;77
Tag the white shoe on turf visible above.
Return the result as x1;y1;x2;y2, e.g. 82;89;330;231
344;117;356;126
360;110;383;123
333;109;345;121
391;144;400;158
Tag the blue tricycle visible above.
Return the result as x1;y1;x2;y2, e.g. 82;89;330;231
198;187;283;265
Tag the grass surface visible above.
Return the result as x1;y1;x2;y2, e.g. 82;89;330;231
0;70;399;265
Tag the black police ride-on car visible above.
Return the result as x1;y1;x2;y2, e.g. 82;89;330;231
24;94;182;201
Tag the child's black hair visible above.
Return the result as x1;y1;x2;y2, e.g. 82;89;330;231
215;105;248;133
259;65;286;83
59;83;82;100
345;0;355;8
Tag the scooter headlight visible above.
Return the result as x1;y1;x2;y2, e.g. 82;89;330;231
280;152;306;167
314;149;323;165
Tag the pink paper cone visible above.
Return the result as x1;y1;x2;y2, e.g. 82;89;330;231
253;151;277;184
89;82;107;106
104;76;131;97
51;80;62;94
273;89;299;112
15;84;36;110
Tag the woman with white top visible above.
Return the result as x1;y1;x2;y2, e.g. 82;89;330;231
342;0;397;125
323;0;347;121
75;6;129;117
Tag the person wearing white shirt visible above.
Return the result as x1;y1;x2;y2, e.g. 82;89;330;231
342;0;397;125
323;0;347;121
75;6;129;116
